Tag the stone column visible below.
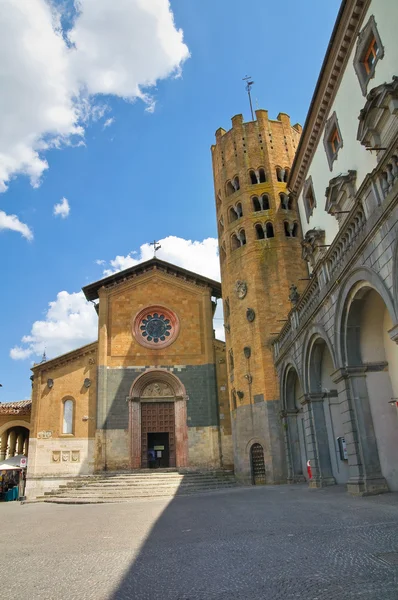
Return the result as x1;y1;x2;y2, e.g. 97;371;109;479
7;430;17;458
129;398;141;469
23;436;29;456
282;410;305;483
175;396;188;468
332;367;388;495
17;433;24;455
0;432;8;461
302;394;335;488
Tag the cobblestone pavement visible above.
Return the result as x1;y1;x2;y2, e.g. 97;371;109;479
1;484;398;599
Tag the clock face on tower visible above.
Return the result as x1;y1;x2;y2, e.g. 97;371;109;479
133;305;179;349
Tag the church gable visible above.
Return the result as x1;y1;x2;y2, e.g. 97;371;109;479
104;269;216;366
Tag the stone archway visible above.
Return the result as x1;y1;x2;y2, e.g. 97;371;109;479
128;369;188;469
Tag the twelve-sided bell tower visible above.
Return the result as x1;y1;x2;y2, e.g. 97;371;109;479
211;109;308;483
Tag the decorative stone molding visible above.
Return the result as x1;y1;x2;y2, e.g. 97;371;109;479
323;112;343;171
325;170;357;222
353;15;385;96
357;77;398;149
301;228;326;268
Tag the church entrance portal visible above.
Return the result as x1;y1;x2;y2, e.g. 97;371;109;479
141;402;175;468
129;370;189;470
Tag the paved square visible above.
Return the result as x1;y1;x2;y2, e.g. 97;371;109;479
1;485;398;599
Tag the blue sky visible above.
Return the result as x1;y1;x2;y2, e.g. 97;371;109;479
0;0;340;402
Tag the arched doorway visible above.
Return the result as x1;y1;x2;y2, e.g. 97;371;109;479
345;286;398;490
283;367;307;482
128;370;188;469
250;443;266;485
0;424;30;461
308;338;349;485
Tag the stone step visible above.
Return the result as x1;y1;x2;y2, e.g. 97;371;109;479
48;482;237;495
39;470;238;504
42;486;238;503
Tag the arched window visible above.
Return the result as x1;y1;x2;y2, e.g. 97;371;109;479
226;181;235;196
229;207;238;222
63;399;74;434
216;193;222;210
284;168;290;182
280;193;290;209
231;233;240;251
218;218;224;235
255;224;265;240
252;196;261;212
239;229;246;246
249;170;258;185
220;244;227;263
233;176;240;191
258;168;266;183
265;222;274;238
284;221;298;237
276;167;287;182
236;203;243;218
261;194;270;210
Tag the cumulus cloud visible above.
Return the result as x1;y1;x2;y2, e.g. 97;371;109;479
10;291;98;360
53;197;70;218
102;236;221;280
11;237;224;361
0;0;189;192
0;210;33;240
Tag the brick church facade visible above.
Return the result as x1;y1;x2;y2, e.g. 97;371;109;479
26;260;232;497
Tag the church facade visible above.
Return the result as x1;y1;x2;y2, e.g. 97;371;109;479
26;260;232;498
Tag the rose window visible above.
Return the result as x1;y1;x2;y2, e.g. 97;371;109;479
133;305;179;349
140;313;172;343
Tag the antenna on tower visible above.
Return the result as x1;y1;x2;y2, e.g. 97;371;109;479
243;76;255;121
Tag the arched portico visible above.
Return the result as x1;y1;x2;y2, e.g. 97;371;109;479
128;369;188;469
280;364;307;483
0;421;31;461
333;270;398;494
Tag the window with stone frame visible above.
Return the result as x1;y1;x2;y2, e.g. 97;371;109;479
323;112;343;170
302;175;316;223
353;15;384;96
62;399;74;435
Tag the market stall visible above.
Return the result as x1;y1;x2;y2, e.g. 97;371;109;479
0;455;27;501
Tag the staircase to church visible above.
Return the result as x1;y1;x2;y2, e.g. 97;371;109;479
38;470;238;504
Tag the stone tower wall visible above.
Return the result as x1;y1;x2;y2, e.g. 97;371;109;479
211;109;308;483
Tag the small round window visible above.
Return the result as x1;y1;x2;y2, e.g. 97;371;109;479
133;305;179;349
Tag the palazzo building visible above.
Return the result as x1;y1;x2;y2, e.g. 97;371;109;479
25;260;232;498
272;0;398;494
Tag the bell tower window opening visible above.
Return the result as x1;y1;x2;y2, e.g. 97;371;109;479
261;194;270;210
231;233;240;251
239;229;246;246
252;196;261;212
258;168;266;183
255;224;265;240
284;221;298;237
265;222;274;238
249;170;257;185
229;207;238;223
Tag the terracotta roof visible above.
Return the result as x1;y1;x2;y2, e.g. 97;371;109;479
0;400;32;415
82;257;222;301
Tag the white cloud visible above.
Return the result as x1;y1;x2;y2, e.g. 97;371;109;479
103;117;115;129
0;0;189;192
0;210;33;240
53;197;70;218
10;291;98;360
11;237;224;361
103;236;221;281
95;259;106;266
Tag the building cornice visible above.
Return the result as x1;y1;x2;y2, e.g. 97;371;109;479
31;341;97;374
288;0;370;197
